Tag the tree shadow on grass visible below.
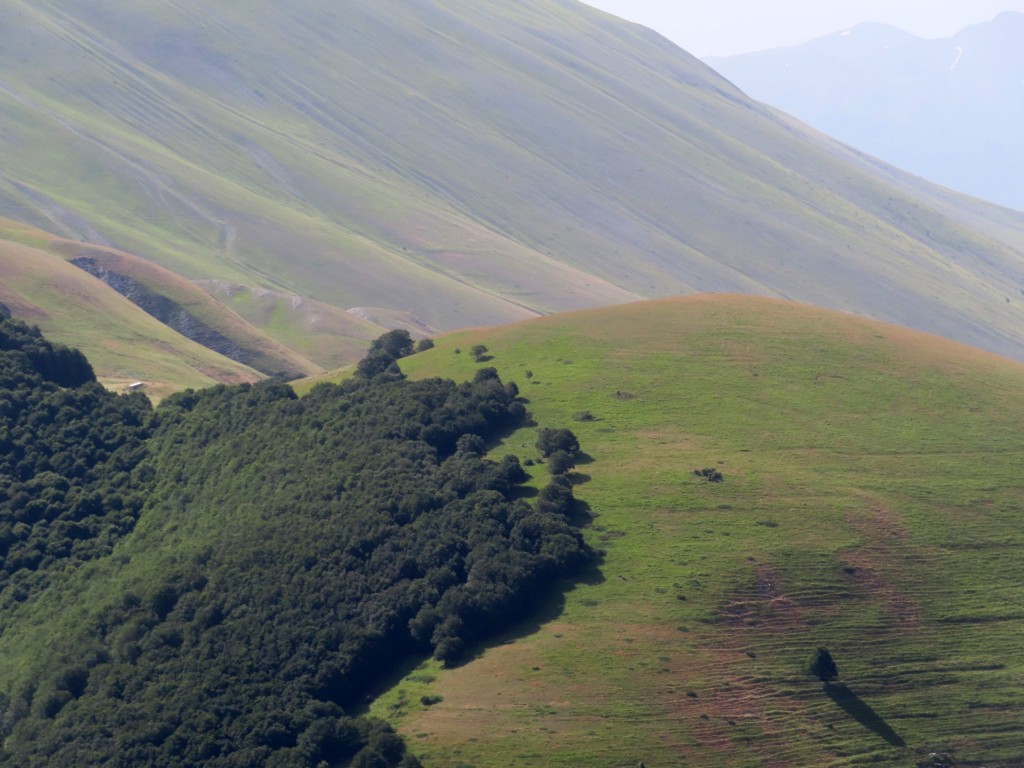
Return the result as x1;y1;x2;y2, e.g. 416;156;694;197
567;472;591;486
511;484;539;500
573;451;595;466
824;683;906;747
570;498;594;528
445;516;605;670
352;557;607;715
489;415;537;448
352;653;429;715
419;594;569;674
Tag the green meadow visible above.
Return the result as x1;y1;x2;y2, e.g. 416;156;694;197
370;295;1024;767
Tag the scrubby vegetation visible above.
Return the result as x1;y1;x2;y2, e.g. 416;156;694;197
0;324;593;767
693;467;724;483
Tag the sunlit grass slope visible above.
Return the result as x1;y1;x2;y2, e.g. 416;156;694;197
4;1;1024;359
381;295;1024;767
0;225;263;398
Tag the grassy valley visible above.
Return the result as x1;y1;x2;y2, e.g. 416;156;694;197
198;281;419;374
0;215;451;391
369;295;1024;767
2;288;1023;766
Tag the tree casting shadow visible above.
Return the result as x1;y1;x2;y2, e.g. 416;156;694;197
824;683;906;747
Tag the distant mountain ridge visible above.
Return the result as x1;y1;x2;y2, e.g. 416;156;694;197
706;12;1024;211
4;1;1024;377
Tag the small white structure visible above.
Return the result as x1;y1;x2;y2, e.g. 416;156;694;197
127;381;146;391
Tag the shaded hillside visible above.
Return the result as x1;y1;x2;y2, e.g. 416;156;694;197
385;295;1024;767
707;12;1024;211
4;1;1024;360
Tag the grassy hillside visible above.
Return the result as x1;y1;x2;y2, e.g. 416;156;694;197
198;281;423;373
375;295;1024;767
4;1;1024;360
0;221;266;398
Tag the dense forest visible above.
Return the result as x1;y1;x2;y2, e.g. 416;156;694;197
0;319;593;767
0;319;151;609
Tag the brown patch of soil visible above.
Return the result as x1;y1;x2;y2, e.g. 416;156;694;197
658;565;828;763
842;501;921;627
847;502;909;542
719;565;809;632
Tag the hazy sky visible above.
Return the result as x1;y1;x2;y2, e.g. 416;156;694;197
581;1;1024;57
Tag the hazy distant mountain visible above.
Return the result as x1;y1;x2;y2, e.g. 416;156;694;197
4;1;1024;373
706;12;1024;211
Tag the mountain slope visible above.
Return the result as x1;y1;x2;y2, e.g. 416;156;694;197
706;12;1024;211
4;1;1024;361
387;295;1024;767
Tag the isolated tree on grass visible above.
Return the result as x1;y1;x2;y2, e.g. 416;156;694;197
809;647;838;682
470;344;489;362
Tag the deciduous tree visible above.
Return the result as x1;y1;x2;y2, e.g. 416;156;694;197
809;647;838;682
